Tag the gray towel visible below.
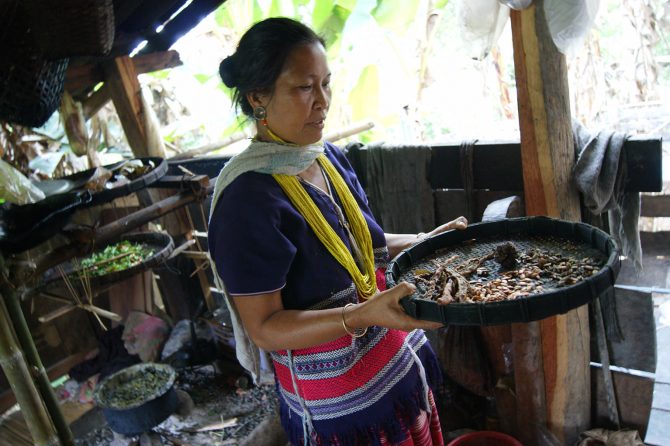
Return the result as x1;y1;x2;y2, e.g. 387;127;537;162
572;120;642;272
365;142;434;233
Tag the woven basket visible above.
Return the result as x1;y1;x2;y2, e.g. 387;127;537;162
387;217;620;326
26;0;115;59
0;0;68;127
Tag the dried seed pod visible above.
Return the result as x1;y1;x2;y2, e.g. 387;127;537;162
494;242;518;268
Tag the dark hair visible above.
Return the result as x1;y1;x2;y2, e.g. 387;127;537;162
219;17;326;118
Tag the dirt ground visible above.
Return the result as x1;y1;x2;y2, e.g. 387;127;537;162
71;365;280;446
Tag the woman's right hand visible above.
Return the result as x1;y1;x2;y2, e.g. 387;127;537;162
346;282;443;332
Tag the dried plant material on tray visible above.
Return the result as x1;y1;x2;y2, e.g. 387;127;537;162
401;235;606;304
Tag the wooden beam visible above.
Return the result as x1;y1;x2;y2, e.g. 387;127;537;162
81;84;112;120
345;138;662;192
640;231;670;254
66;50;183;94
105;56;148;157
511;3;590;445
641;194;670;217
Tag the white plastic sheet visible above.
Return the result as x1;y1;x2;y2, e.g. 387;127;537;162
545;0;600;56
457;0;511;60
0;160;45;204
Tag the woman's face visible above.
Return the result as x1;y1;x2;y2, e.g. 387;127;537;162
251;42;331;146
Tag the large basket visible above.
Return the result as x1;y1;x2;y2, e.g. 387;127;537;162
26;0;115;59
0;0;68;127
386;217;620;326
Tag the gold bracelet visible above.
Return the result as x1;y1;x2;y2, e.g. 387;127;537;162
341;303;368;338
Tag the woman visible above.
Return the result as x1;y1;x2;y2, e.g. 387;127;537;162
208;17;468;446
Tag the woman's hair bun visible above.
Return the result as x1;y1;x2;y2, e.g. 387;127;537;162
219;55;237;88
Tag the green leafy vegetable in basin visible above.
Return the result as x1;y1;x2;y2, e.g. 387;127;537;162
80;240;154;277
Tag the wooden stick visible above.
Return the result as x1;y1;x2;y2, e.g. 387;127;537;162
168;239;196;259
181;250;209;260
82;251;132;269
38;303;121;324
38;292;71;305
38;305;77;324
78;304;122;322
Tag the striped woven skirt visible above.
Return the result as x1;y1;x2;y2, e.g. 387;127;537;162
272;326;444;446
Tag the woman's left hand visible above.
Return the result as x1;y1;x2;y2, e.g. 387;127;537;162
385;216;469;259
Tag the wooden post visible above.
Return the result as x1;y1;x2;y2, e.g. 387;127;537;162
510;2;590;445
105;56;150;156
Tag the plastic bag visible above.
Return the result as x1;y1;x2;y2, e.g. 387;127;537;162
0;159;45;204
544;0;600;56
437;325;495;396
498;0;533;10
457;0;510;61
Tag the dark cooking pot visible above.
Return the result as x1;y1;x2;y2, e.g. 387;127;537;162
94;363;178;436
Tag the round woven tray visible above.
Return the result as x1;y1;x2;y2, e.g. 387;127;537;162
57;157;167;207
385;216;620;326
41;232;174;290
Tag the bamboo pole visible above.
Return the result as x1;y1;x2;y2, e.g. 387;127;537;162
169;133;247;161
0;293;58;446
324;121;375;142
3;287;75;446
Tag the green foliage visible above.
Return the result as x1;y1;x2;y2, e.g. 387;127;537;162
79;240;154;277
313;1;357;54
371;0;422;35
348;64;379;122
215;0;260;29
268;0;296;17
147;69;171;80
195;0;456;144
218;115;250;140
194;73;213;85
